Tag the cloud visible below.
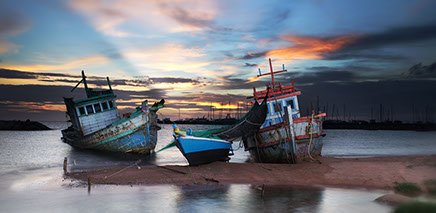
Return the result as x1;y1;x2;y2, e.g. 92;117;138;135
0;54;109;72
403;62;436;78
322;24;436;62
239;24;436;63
240;51;267;60
0;68;204;88
340;24;436;52
158;3;215;31
239;34;357;61
68;0;130;37
68;0;220;36
266;35;358;60
0;11;31;36
121;43;213;75
322;51;406;61
244;63;258;67
0;40;18;54
0;84;167;116
0;10;31;54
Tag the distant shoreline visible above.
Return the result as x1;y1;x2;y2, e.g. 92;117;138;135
66;155;436;190
158;119;436;131
0;120;51;131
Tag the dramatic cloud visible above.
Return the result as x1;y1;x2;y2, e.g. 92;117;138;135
0;68;203;87
340;24;436;51
267;35;358;60
322;24;436;61
403;62;436;78
239;34;357;60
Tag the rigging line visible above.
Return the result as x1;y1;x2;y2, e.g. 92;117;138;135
307;112;316;162
272;93;292;164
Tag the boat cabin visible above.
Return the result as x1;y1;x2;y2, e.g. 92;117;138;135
252;59;302;128
64;71;120;136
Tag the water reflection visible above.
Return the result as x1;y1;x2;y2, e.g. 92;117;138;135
171;184;389;213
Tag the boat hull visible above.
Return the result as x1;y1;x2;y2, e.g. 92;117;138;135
243;118;324;163
62;109;159;155
247;137;323;163
176;136;232;166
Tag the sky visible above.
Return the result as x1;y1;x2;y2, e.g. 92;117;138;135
1;0;436;122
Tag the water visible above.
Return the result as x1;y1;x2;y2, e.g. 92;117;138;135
323;129;436;157
2;123;434;212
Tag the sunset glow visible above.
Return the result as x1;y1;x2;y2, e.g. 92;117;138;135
1;0;435;121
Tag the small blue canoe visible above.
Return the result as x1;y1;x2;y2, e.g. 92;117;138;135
175;135;232;166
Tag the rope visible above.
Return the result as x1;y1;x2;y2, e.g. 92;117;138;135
307;112;316;161
217;117;263;138
104;159;143;179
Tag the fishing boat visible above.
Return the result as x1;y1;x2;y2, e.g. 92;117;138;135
173;96;269;165
61;71;164;154
173;127;232;166
243;59;326;163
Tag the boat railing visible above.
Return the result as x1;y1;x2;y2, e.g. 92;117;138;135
253;82;297;99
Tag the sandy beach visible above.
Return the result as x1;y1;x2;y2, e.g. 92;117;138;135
66;155;436;189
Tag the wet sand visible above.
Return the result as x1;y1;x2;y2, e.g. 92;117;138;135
66;156;436;189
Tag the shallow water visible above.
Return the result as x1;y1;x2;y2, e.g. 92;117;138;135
1;122;434;212
0;168;390;213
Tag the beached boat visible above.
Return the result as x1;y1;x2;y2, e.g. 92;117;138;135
173;96;269;165
174;131;232;166
243;59;326;163
61;71;164;154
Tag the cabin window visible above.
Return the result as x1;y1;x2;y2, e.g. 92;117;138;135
86;105;94;114
273;102;282;113
94;103;102;113
108;101;114;109
286;99;294;109
78;107;86;116
101;102;109;110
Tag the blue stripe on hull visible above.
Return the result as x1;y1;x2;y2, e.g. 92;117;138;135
93;128;155;153
177;136;231;154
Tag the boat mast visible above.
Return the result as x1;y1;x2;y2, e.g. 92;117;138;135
256;58;287;88
269;58;275;87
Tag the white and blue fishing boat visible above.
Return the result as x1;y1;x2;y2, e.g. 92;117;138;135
61;71;164;155
173;96;269;165
174;129;232;166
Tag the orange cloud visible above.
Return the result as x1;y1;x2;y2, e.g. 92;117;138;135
266;35;358;60
0;55;109;72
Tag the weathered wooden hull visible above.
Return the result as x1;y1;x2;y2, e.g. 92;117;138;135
62;109;159;155
243;118;324;163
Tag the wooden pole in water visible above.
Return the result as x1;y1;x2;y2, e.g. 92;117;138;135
88;177;91;194
63;157;68;174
